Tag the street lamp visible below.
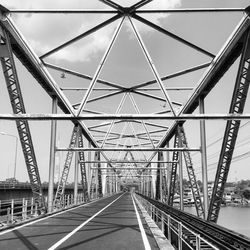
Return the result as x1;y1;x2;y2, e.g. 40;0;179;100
0;132;18;180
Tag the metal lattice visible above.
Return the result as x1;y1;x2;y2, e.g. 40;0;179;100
54;126;78;206
77;129;89;202
96;151;103;198
161;153;168;202
178;125;204;218
0;30;45;209
208;29;250;222
0;2;249;221
168;132;179;206
155;151;162;201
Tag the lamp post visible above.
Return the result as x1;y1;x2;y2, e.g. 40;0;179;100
0;132;18;180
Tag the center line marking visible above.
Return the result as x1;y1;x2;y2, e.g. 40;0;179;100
48;193;124;250
131;193;151;250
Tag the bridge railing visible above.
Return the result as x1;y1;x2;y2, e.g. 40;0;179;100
0;193;83;227
0;192;114;228
135;194;219;250
0;197;40;227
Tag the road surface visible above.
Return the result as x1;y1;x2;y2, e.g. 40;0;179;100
0;192;159;249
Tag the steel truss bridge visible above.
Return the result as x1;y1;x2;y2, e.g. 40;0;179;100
0;1;250;249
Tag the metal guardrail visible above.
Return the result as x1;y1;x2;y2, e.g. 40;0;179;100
0;182;77;189
0;193;84;227
137;193;250;250
135;194;219;250
0;197;40;226
0;192;113;228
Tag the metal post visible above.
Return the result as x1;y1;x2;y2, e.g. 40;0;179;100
87;141;92;196
7;208;10;224
161;213;165;233
48;97;57;213
11;199;14;222
160;168;163;202
168;215;171;242
22;198;25;219
74;127;79;205
178;132;184;211
178;222;183;250
199;98;209;219
114;174;117;193
25;200;28;220
149;175;152;197
35;203;38;216
196;235;201;250
166;142;171;203
31;197;34;215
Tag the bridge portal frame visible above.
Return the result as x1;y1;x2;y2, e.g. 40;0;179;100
0;2;249;221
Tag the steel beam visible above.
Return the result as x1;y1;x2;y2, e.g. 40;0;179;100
8;8;244;14
85;90;125;104
101;93;127;147
40;14;122;59
62;86;193;92
130;62;210;91
208;29;250;222
155;152;163;201
48;98;57;213
9;9;118;14
45;62;126;90
95;151;103;197
0;30;46;210
74;128;79;205
168;132;179;206
129;0;153;12
54;126;78;207
132;14;214;58
79;161;177;164
199;98;209;218
128;16;176;115
136;8;245;13
0;9;99;148
99;0;123;12
91;167;167;170
157;11;250;151
178;125;204;218
129;93;155;147
2;113;250;120
178;134;184;211
78;129;89;201
76;16;125;115
56;147;200;152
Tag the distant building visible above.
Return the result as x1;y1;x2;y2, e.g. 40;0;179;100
5;178;18;184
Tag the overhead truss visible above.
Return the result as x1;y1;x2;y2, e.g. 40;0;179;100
0;1;249;221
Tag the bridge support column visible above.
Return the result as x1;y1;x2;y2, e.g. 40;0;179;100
178;130;184;211
48;97;57;213
113;173;116;193
87;141;92;197
208;28;250;222
166;142;171;203
199;97;209;219
115;174;118;193
74;126;79;205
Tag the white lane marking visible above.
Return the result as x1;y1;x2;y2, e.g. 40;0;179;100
131;193;151;250
48;193;124;250
0;195;115;236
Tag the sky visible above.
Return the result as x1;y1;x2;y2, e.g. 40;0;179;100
0;0;250;185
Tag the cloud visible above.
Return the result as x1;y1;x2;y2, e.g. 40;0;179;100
1;0;181;62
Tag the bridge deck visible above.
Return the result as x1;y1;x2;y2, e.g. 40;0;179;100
0;193;160;249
